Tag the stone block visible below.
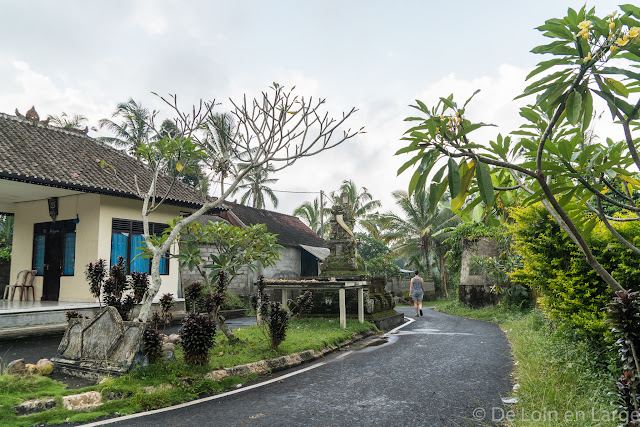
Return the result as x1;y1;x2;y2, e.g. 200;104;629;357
62;391;102;412
52;307;146;380
6;358;26;374
14;398;56;416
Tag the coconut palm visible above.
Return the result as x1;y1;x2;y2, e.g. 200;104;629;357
203;113;238;197
293;197;329;237
332;180;382;225
234;164;279;209
47;112;89;130
380;189;461;285
98;99;152;155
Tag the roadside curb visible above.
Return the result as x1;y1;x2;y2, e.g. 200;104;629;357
10;328;379;418
205;329;378;381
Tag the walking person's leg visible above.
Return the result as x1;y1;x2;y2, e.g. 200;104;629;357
413;298;419;316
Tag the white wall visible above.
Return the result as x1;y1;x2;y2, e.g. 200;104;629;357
10;192;189;302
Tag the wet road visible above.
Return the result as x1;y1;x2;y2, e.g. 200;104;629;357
86;306;513;426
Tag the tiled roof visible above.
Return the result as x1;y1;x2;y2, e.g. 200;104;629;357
0;113;216;208
215;202;327;248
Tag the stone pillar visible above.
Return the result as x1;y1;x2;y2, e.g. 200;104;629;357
458;237;499;308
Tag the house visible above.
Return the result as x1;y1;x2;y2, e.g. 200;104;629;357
182;202;329;297
0;110;221;303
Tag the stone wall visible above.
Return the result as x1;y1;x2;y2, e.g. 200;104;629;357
458;237;499;308
385;277;436;300
181;245;302;299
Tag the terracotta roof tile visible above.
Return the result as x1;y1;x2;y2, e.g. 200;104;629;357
219;202;327;248
0;113;216;208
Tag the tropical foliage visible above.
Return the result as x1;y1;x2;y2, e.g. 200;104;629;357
0;214;13;262
380;190;461;288
98;98;152;155
293;196;328;237
332;179;381;225
395;5;640;294
234;164;279;209
47;112;89;130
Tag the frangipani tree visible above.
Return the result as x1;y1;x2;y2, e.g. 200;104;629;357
396;5;640;293
103;84;362;322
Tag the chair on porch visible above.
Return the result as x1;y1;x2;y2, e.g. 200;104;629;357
3;270;36;301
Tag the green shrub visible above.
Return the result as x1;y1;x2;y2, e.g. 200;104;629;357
179;312;216;365
509;204;640;343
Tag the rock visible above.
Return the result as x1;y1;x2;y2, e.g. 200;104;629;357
161;350;175;361
167;333;181;344
14;398;56;416
161;334;169;343
62;391;102;412
161;342;175;352
6;359;26;374
142;384;174;394
36;359;54;376
25;364;38;375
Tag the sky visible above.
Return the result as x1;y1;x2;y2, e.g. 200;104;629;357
0;0;627;227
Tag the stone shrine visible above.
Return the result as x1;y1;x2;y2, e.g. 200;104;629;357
51;307;147;380
309;191;401;328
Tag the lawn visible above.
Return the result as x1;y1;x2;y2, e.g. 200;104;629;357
437;301;617;426
0;317;376;426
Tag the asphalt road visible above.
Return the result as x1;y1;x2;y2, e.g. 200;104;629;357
87;306;513;427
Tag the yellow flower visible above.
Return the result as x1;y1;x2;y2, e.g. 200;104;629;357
629;27;640;38
611;45;618;53
617;37;629;46
609;21;615;30
578;20;592;29
578;28;590;39
584;53;593;63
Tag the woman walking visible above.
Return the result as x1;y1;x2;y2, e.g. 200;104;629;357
410;270;424;317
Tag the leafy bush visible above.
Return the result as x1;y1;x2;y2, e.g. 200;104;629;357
159;293;175;326
267;301;289;350
607;290;640;424
291;290;314;319
130;272;149;303
143;327;163;362
509;204;640;342
179;312;216;365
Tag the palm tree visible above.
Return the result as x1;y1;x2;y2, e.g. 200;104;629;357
380;189;461;291
234;165;279;209
203;113;237;197
332;180;382;225
293;197;328;236
98;99;152;155
47;112;89;130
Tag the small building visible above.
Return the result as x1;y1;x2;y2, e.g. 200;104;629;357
182;202;329;297
0;110;219;303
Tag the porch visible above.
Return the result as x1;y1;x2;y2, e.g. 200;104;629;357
0;299;187;340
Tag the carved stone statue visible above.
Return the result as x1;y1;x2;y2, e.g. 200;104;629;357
319;191;366;277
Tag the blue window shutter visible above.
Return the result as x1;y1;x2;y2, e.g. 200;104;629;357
33;235;45;275
63;232;76;275
111;232;128;269
159;252;168;275
130;234;149;274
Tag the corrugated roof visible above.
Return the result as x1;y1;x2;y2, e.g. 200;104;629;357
0;113;218;208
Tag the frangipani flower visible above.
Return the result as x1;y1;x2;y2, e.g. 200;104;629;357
617;36;629;47
630;27;640;38
578;20;592;29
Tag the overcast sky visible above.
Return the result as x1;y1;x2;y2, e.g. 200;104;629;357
0;0;625;227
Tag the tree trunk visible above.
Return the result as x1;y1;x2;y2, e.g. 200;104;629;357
215;308;237;342
138;253;163;322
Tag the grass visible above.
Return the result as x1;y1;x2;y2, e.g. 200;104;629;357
438;301;617;426
0;317;376;426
